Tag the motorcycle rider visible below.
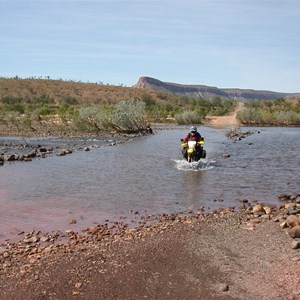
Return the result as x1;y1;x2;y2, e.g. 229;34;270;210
181;126;203;160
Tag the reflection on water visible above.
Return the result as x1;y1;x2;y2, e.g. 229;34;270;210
1;126;300;242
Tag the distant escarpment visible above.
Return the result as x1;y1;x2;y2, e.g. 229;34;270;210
134;76;300;101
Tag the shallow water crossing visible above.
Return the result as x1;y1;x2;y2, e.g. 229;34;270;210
1;126;300;242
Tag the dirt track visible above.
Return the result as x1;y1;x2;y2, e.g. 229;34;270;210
204;102;244;127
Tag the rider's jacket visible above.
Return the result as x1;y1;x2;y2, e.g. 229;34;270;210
183;132;202;143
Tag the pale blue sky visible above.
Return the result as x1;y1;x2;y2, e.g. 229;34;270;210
1;0;300;92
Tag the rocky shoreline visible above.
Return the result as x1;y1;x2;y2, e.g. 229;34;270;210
0;132;147;167
1;194;299;299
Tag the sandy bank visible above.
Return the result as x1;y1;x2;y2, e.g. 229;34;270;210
1;199;300;300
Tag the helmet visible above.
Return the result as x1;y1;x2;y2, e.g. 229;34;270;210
190;126;197;133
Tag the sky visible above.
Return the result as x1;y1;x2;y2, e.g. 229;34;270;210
1;0;300;93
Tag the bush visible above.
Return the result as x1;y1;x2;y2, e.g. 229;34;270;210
74;107;112;131
38;105;52;115
1;96;22;105
112;99;147;132
237;107;300;126
174;110;204;125
5;104;25;114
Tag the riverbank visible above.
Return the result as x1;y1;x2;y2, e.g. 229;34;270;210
0;121;149;166
1;197;300;300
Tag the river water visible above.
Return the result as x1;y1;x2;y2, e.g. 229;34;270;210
1;126;300;242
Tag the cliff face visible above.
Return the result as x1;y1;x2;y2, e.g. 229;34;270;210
134;76;299;101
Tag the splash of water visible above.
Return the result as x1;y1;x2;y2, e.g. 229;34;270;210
173;159;216;171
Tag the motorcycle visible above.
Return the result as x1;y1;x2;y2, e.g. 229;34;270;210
181;139;206;163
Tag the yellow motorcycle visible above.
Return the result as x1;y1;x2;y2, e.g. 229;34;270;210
181;139;206;163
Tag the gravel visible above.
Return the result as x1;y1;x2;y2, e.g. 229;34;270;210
1;206;299;300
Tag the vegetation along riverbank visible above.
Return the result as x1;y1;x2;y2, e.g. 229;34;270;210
1;78;299;143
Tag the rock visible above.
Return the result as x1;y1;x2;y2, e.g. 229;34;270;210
286;215;300;228
75;282;82;288
3;252;10;258
43;246;53;254
290;194;299;201
6;154;18;161
291;240;300;249
246;223;256;231
278;194;291;201
288;226;300;238
38;147;48;153
56;151;66;156
285;203;296;209
239;199;248;203
252;204;264;214
218;283;229;292
291;256;300;262
280;221;288;229
64;149;73;154
23;236;39;243
40;235;50;242
263;206;272;215
287;208;300;215
0;247;7;255
23;157;32;162
249;218;261;225
28;151;37;158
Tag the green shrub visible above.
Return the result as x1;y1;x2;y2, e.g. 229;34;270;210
112;99;147;132
74;107;112;131
38;105;52;115
174;110;204;125
1;96;22;105
237;107;300;126
140;94;155;107
5;104;25;114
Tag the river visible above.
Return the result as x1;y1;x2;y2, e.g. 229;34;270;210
1;126;300;242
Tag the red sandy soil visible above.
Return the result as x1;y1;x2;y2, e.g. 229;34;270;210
1;208;299;300
204;102;244;127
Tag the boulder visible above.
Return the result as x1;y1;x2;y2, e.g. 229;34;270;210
291;240;300;249
263;206;272;215
287;208;300;215
252;204;264;214
5;154;18;161
23;235;39;244
278;194;291;201
288;225;300;239
280;221;288;229
285;202;296;209
286;215;300;228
